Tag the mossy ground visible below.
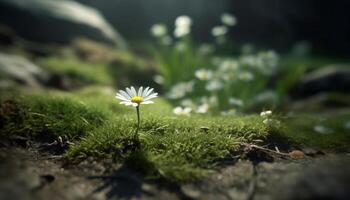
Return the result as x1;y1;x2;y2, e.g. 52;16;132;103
1;87;349;182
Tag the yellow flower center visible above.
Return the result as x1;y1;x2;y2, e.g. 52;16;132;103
131;96;143;104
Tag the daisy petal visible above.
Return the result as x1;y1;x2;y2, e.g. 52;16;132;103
142;87;149;98
131;86;137;97
141;100;154;104
132;103;138;107
145;88;154;97
144;93;158;101
116;95;128;101
126;87;133;97
119;90;131;99
138;86;143;96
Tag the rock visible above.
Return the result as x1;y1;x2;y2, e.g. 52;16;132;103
0;52;49;88
288;150;305;159
292;65;350;98
0;0;127;49
71;38;117;64
289;93;350;111
275;156;350;200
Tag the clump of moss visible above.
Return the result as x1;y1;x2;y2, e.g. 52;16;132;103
66;115;268;182
281;112;350;151
0;93;108;142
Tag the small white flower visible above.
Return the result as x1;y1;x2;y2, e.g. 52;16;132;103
229;97;244;107
260;110;272;117
167;81;194;99
263;118;274;126
219;59;239;72
254;90;278;103
180;99;196;108
221;109;237;116
238;71;254;81
205;80;223;91
153;75;165;84
150;24;167;37
221;13;237;26
196;103;209;114
175;15;192;28
195;69;213;81
173;106;192;116
116;86;158;107
174;15;192;38
211;26;228;37
314;125;333;134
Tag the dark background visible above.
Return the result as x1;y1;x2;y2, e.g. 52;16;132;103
1;0;349;55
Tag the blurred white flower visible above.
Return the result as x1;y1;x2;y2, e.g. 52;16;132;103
174;15;192;38
263;118;274;126
254;90;278;103
196;103;209;114
175;15;192;28
150;23;167;37
167;81;194;99
205;80;223;91
221;13;237;26
153;75;164;84
238;71;254;81
314;125;333;134
195;69;213;81
180;98;196;108
116;86;158;107
221;109;237;116
260;110;272;117
246;50;279;75
219;59;239;72
173;106;192;116
229;97;244;107
211;26;228;37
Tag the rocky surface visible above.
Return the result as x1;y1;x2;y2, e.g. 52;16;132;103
0;0;127;49
292;65;350;98
1;147;349;200
0;52;49;88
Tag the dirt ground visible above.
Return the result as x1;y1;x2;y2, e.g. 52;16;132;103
1;146;350;200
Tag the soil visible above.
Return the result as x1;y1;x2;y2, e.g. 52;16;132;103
1;145;350;200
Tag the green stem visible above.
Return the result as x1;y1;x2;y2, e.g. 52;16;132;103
135;105;140;140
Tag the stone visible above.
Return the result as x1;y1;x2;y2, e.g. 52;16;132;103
0;52;49;88
292;65;350;98
0;0;127;49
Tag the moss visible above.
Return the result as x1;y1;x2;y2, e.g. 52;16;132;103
3;87;349;182
280;112;350;151
66;114;268;182
0;92;107;141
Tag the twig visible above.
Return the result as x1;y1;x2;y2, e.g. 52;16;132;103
243;143;289;157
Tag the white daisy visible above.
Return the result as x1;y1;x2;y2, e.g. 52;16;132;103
116;86;158;107
195;69;213;81
173;106;192;116
150;23;167;37
221;13;237;26
211;26;228;37
260;110;272;117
